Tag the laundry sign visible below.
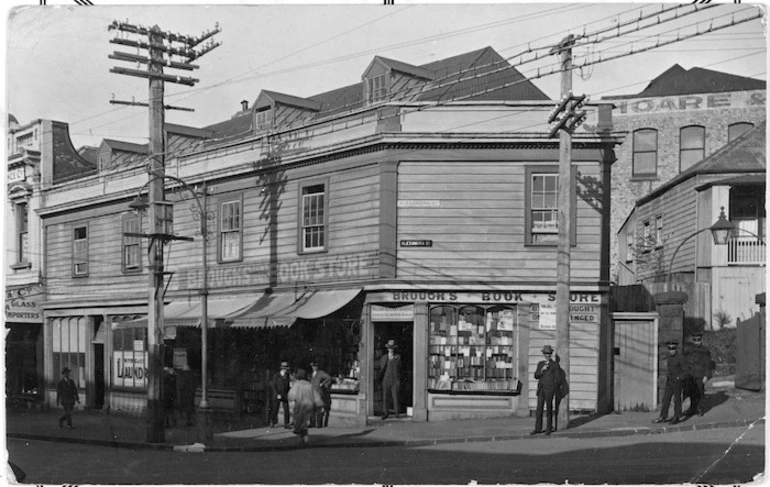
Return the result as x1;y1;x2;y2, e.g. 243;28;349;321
112;351;148;389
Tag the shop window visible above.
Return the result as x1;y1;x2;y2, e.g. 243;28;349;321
72;225;89;277
112;327;148;390
728;122;753;142
680;125;705;172
52;318;87;389
299;181;328;253
122;213;142;273
428;304;518;392
632;129;657;177
219;198;242;262
16;202;28;264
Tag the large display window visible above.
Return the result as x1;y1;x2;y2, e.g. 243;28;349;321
428;305;518;392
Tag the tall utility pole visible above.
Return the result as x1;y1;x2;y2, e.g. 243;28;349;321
109;20;220;443
547;34;587;432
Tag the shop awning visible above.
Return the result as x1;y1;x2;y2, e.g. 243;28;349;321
113;296;262;329
114;288;361;330
229;288;362;329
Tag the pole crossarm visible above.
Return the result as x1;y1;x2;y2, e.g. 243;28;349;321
110;67;199;86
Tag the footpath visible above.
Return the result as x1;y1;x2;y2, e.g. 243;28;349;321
6;378;764;452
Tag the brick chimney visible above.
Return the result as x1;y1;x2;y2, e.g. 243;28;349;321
241;100;249;112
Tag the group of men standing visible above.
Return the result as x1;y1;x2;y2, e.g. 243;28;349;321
653;331;714;425
269;359;332;430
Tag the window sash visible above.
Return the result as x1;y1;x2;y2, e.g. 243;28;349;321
73;227;88;275
530;174;559;240
302;189;325;251
123;217;141;271
219;201;242;261
728;122;754;142
655;216;663;248
680;126;705;171
632;129;657;176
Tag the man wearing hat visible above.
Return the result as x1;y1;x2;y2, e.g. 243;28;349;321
56;367;80;429
531;344;562;435
270;361;292;428
684;331;713;417
377;340;402;420
309;359;332;428
652;339;690;425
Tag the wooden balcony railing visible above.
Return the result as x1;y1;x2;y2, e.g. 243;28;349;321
727;235;766;265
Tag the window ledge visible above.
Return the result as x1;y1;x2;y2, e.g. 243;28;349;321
10;262;31;270
629;176;660;182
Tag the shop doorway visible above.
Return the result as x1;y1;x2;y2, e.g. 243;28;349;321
93;344;105;409
373;322;413;417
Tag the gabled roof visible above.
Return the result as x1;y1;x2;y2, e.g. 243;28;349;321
606;64;766;99
102;138;149;154
638;121;766;205
203;46;549;142
256;90;322;112
366;56;434;80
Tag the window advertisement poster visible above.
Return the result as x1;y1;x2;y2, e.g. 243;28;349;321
113;351;148;389
529;299;556;330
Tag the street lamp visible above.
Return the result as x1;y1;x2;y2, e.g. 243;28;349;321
666;207;735;291
128;170;213;440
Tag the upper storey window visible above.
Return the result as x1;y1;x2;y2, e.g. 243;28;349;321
728;122;753;142
256;108;272;131
365;74;389;104
632;129;657;177
680;125;705;172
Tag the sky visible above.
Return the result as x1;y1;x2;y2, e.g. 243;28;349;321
2;1;767;150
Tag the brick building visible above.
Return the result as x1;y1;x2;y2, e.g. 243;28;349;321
601;64;765;284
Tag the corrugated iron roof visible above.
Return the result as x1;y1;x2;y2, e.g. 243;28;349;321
373;55;434;80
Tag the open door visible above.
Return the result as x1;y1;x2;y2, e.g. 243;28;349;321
373;322;413;417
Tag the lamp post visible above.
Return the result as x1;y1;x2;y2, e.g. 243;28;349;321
666;207;735;292
128;171;213;439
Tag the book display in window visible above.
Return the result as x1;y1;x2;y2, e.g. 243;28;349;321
428;305;517;392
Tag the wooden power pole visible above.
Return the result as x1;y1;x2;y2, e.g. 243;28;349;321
547;34;587;431
109;20;220;443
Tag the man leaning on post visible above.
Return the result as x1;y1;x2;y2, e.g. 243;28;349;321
652;339;690;425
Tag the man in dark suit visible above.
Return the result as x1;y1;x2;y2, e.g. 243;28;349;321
270;361;292;428
56;367;80;429
652;339;690;425
684;332;713;417
531;344;562;436
378;340;402;420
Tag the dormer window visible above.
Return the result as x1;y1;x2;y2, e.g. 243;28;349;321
365;74;389;104
256;108;272;131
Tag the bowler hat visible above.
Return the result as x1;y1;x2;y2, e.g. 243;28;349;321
385;340;398;349
689;331;703;338
310;359;319;366
62;367;71;374
541;345;554;354
665;340;679;347
279;361;290;369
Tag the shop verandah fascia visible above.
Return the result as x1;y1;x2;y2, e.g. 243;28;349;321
360;287;610;423
108;287;364;421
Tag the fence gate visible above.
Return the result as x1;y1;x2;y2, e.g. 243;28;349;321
736;311;764;391
612;313;658;412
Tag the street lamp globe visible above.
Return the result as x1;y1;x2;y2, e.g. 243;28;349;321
709;207;735;245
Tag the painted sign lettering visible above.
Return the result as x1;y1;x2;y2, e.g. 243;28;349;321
112;352;148;389
5;285;42;323
614;90;765;115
